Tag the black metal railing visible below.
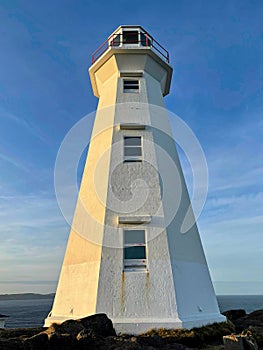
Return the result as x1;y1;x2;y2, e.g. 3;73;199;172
91;30;170;64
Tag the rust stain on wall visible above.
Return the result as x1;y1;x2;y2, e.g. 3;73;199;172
146;270;150;309
121;271;125;314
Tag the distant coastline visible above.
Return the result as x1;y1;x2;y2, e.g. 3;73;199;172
0;293;55;301
0;293;262;302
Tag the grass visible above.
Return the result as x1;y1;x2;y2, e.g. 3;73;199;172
140;321;235;348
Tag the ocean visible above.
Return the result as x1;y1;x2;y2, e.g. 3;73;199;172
0;295;262;329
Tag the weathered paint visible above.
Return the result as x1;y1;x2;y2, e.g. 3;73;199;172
44;26;225;333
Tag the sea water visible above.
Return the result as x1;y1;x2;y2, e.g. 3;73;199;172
0;295;262;329
0;298;53;328
217;295;263;314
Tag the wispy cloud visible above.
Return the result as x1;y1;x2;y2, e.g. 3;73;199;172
205;192;263;220
0;191;69;292
0;107;49;145
0;193;68;234
0;151;29;172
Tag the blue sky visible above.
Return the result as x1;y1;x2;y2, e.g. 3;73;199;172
0;0;262;295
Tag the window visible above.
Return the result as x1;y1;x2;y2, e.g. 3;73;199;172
110;33;120;47
123;31;138;44
123;79;139;93
124;229;146;270
141;33;152;47
124;136;142;161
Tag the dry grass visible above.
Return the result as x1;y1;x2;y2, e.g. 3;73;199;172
140;321;235;348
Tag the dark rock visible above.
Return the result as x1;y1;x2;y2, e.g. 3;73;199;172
230;309;263;333
224;332;258;350
137;335;193;350
23;332;49;350
222;309;263;348
47;319;85;337
247;310;263;323
49;332;76;350
76;328;93;341
0;327;43;339
0;338;24;350
137;334;165;347
76;329;104;349
164;345;196;350
248;326;263;348
103;341;143;350
79;313;116;337
223;309;247;321
101;334;193;350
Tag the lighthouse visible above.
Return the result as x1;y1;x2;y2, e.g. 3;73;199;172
45;25;225;333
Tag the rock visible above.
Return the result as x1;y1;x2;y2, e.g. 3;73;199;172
163;345;195;350
247;310;263;323
79;313;116;337
0;338;24;350
0;328;44;350
222;310;263;348
247;326;263;348
0;327;43;339
223;310;247;321
136;334;165;347
46;318;85;337
76;328;93;341
49;332;76;350
76;329;104;349
104;341;144;350
101;334;193;350
23;332;49;350
223;332;258;350
229;309;263;333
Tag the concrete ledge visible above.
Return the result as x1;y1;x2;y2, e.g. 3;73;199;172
112;313;227;334
118;216;151;224
119;123;146;130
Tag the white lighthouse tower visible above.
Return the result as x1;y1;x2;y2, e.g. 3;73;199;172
45;25;225;333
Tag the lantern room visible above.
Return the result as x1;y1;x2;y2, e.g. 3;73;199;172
91;25;170;64
109;26;152;47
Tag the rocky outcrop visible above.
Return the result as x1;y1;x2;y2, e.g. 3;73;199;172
223;309;247;321
223;309;263;348
1;310;263;349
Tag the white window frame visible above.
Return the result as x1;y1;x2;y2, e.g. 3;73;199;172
123;229;147;271
123;135;142;162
